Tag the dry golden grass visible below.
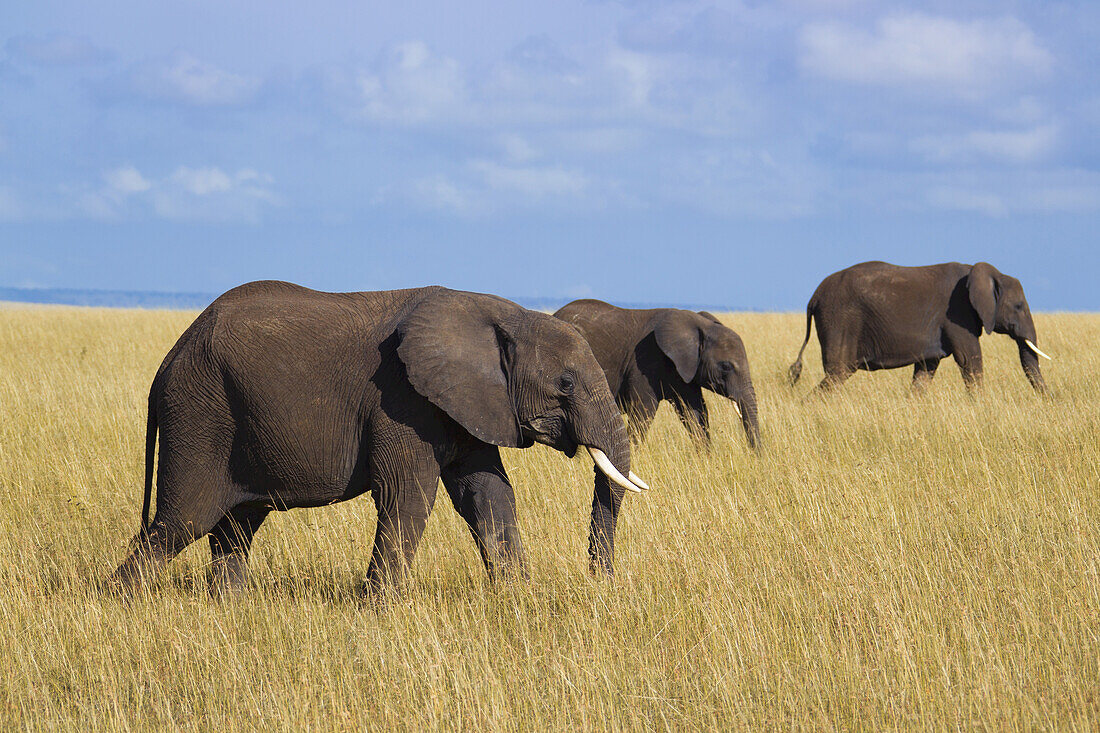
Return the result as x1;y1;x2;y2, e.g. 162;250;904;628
0;304;1097;731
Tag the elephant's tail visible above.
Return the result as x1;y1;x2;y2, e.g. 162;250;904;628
140;383;158;538
788;303;814;386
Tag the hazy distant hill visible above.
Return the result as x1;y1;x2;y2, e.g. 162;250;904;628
0;287;218;310
0;287;748;313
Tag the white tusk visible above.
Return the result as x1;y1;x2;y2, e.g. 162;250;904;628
587;446;644;493
731;400;742;419
628;471;650;491
1024;339;1052;360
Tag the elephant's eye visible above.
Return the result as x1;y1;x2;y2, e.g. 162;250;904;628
718;361;734;373
559;373;575;395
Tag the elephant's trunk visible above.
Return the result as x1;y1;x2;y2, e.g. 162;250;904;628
574;394;635;577
737;386;760;450
1017;339;1048;394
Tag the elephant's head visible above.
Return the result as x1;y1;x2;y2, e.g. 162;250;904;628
397;288;647;575
653;310;760;449
967;262;1049;393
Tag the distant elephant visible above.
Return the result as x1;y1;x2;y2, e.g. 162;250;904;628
113;282;650;595
788;261;1051;393
554;300;759;449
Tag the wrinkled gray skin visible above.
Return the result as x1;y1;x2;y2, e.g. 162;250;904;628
113;282;635;596
789;261;1047;394
554;300;760;449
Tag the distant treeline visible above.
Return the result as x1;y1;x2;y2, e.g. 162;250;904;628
0;287;750;313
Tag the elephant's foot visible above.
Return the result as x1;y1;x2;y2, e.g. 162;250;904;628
910;378;934;396
208;556;251;599
587;556;615;579
109;537;173;594
484;551;529;585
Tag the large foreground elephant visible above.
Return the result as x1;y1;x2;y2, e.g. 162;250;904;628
788;261;1051;393
113;282;650;595
554;300;759;448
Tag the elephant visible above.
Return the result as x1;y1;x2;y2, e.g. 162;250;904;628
788;261;1051;394
553;300;760;449
112;281;651;596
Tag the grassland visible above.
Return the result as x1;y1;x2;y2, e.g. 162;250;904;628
0;304;1097;731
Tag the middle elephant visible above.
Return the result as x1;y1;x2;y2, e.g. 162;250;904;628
554;300;759;448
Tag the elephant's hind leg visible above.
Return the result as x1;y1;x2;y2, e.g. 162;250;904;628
208;505;270;597
366;455;441;594
112;466;237;593
814;366;854;393
112;512;221;592
112;532;172;592
911;359;940;395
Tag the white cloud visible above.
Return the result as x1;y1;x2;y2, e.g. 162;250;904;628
104;165;151;194
74;165;152;219
170;167;233;195
356;42;466;123
800;14;1052;93
470;160;587;197
155;167;276;221
327;39;667;131
967;126;1059;161
618;6;743;57
912;124;1058;163
129;54;258;106
499;134;539;163
409;175;477;216
395;158;592;218
506;34;579;74
551;127;647;155
607;48;654;106
924;168;1100;217
71;164;277;222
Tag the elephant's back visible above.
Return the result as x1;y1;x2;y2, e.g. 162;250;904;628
554;298;621;324
813;262;960;306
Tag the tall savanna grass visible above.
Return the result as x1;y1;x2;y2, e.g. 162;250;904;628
0;304;1097;730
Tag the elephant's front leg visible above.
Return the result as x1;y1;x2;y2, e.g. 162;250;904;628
672;385;710;447
441;447;527;581
953;348;983;392
944;331;983;393
619;375;658;445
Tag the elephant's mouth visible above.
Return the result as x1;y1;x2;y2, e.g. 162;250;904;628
521;416;578;457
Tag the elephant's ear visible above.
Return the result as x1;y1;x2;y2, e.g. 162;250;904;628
697;311;722;324
967;262;1000;335
397;290;524;447
654;311;702;382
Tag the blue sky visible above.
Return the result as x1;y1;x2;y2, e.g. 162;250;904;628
1;0;1097;309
